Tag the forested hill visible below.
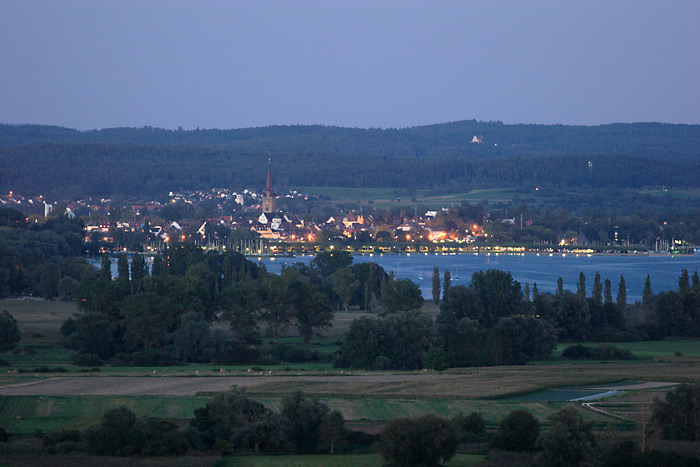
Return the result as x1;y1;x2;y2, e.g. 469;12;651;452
1;121;699;160
2;143;700;199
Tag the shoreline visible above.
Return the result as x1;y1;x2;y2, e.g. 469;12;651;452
254;249;698;259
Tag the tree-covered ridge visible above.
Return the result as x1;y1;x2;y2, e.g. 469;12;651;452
2;143;700;199
1;121;699;160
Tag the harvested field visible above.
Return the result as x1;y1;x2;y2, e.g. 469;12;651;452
1;361;698;398
0;374;460;396
0;298;78;339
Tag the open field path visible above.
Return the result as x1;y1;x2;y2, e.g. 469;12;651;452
0;374;460;396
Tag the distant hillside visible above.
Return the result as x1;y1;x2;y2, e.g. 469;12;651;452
1;121;699;160
2;142;699;199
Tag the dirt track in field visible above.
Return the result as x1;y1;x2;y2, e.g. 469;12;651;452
0;374;460;396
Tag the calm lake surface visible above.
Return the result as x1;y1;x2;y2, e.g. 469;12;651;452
260;252;700;302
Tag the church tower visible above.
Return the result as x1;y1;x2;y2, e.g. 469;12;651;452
262;158;276;214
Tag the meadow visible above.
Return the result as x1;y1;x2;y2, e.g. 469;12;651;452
294;186;517;209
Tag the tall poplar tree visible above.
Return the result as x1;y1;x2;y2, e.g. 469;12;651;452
100;253;111;281
117;253;129;280
432;267;441;306
642;275;653;305
604;279;613;304
443;271;451;298
592;272;603;306
617;275;627;309
576;272;586;298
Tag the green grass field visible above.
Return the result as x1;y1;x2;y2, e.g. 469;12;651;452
296;185;700;211
0;395;210;432
294;186;517;209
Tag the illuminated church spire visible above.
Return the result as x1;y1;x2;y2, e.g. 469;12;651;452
262;157;276;214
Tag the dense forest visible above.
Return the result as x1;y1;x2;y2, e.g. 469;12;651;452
0;122;699;200
2;143;700;200
2;121;699;160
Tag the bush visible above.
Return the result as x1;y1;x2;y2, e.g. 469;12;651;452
481;449;536;467
42;428;82;446
591;327;642;342
492;410;540;452
60;318;76;338
86;406;189;456
111;349;176;367
65;313;120;359
189;390;283;453
422;346;448;370
0;310;21;351
590;344;636;360
345;429;377;453
453;411;486;440
562;344;636;360
57;277;80;301
651;383;700;441
339;312;436;370
562;344;593;359
18;367;67;373
215;339;259;365
269;343;322;363
536;407;597;466
605;441;700;467
281;390;330;454
379;415;457;467
70;353;103;367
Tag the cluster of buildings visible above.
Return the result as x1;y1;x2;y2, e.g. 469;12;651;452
4;163;483;252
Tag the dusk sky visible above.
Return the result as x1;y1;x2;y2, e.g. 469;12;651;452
1;1;699;130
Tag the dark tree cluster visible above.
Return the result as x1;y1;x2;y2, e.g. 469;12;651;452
49;389;370;458
435;269;557;367
187;390;362;455
61;248;398;367
0;310;21;351
337;311;436;370
85;407;189;457
63;245;341;366
530;272;630;342
651;384;700;442
0;209;92;299
654;269;700;337
378;415;458;467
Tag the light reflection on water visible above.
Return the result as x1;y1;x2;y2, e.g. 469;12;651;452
260;252;700;301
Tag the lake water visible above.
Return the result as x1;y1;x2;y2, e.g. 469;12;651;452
259;252;700;302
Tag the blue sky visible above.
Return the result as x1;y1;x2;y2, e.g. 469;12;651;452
1;1;698;130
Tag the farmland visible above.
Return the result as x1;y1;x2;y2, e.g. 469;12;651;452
1;298;699;464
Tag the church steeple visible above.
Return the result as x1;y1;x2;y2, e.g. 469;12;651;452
265;158;273;194
262;157;276;214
